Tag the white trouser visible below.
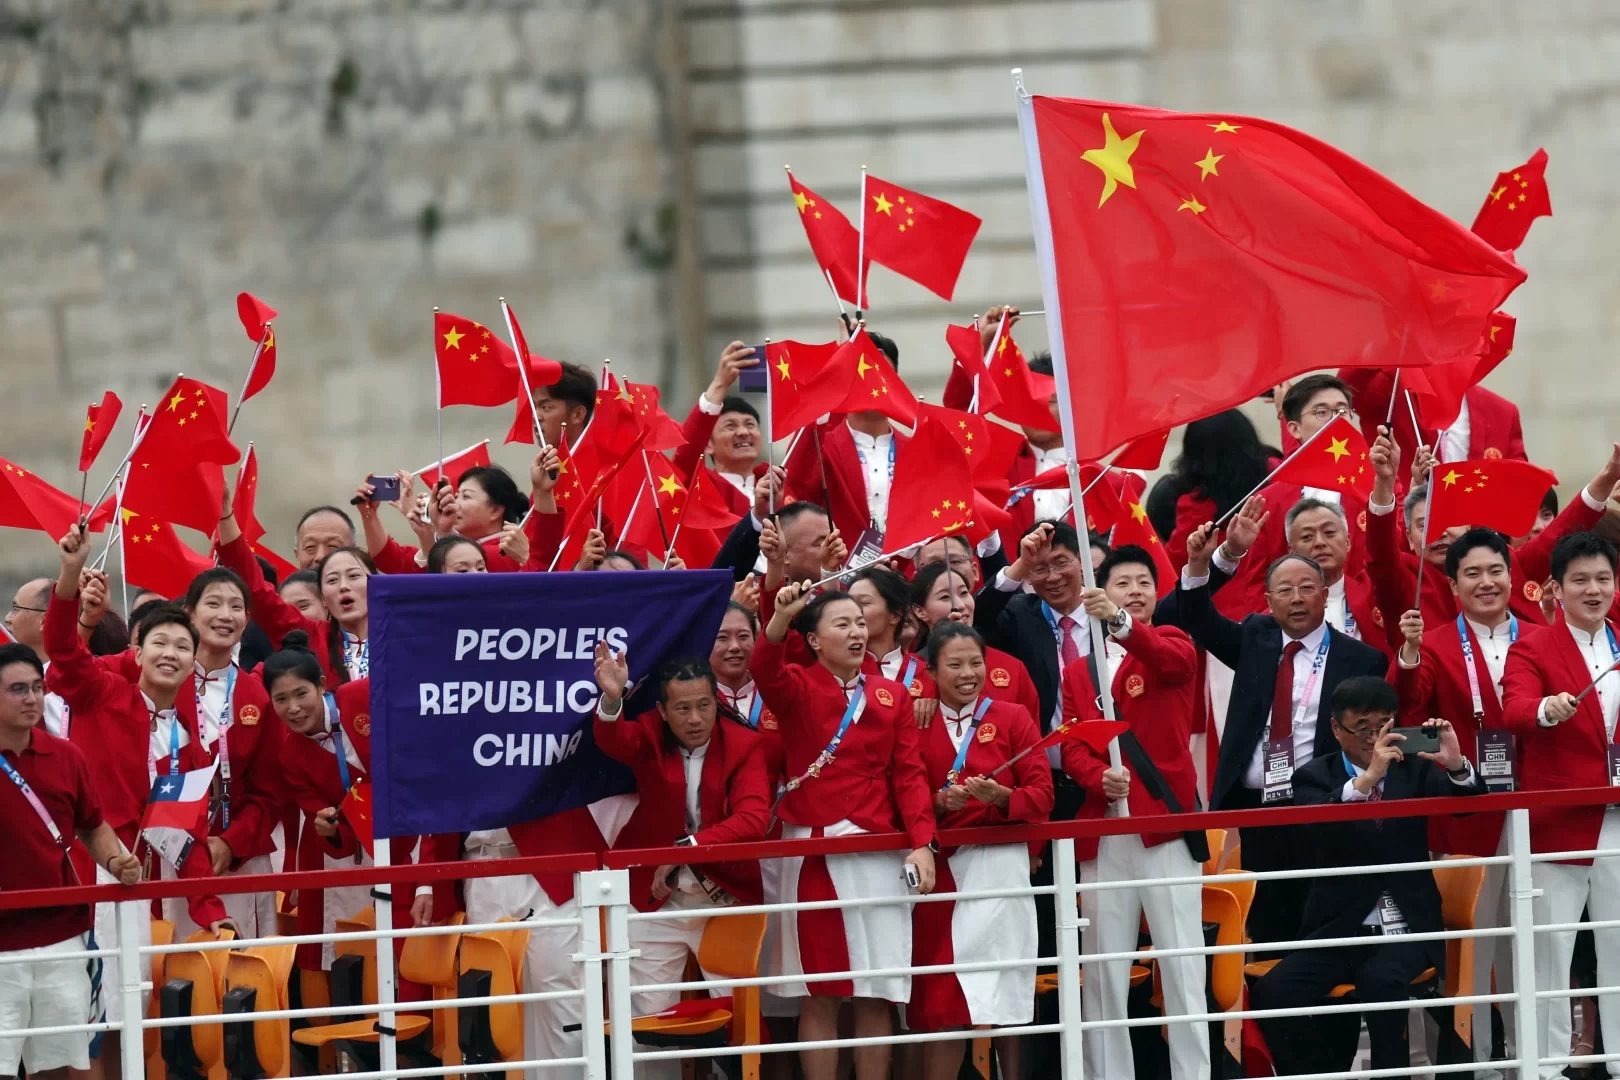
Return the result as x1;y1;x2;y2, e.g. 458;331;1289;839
1470;825;1516;1080
91;864;152;1025
1082;835;1210;1080
1531;808;1620;1080
1199;654;1236;806
624;888;731;1079
758;856;799;1018
463;858;584;1080
0;934;94;1075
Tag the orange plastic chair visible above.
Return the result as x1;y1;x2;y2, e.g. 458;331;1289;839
159;928;236;1080
398;912;467;1068
222;945;297;1079
1434;855;1486;1046
1220;841;1241;873
294;906;432;1055
1202;830;1227;876
1202;886;1244;1013
452;918;531;1066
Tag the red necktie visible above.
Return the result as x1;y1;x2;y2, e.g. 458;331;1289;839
1057;615;1082;669
1272;640;1304;741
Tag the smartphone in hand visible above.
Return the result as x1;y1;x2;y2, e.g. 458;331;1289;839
366;474;402;503
737;345;769;393
1390;726;1442;756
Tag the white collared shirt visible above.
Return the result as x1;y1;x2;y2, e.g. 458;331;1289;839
1324;578;1359;640
1341;752;1476;924
145;693;188;785
939;697;980;752
1541;622;1620;735
849;424;894;530
876;647;905;681
1466;616;1514;693
681;740;709;834
1438;398;1472;464
718;680;757;722
193;647;243;752
40;661;68;739
1030;444;1072;522
1243;621;1331;790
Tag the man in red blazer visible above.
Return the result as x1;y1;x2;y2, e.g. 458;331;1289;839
1501;531;1620;1074
784;333;909;548
675;341;769;516
1060;545;1208;1080
1341;366;1528;485
1394;526;1542;1074
593;648;769;1052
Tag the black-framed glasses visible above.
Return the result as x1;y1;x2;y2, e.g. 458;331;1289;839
8;602;46;615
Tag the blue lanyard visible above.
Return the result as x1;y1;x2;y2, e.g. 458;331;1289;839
899;655;919;691
747;693;762;728
823;679;867;760
200;667;238;828
1609;626;1619;661
167;716;181;775
1457;614;1517;717
941;697;995;790
324;692;352;792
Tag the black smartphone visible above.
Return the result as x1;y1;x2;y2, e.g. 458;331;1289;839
367;474;401;503
1391;726;1442;756
737;345;768;393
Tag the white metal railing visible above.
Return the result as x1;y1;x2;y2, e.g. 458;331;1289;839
9;799;1620;1078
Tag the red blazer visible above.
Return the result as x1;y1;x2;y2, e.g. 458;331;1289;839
1501;620;1620;858
1060;621;1200;860
101;651;286;863
1396;617;1541;856
1342;570;1397;660
905;644;1042;727
593;710;769;909
750;637;936;849
921;698;1052;834
677;401;764;513
784;417;910;546
43;592;228;930
1366;491;1604;636
1236;481;1369;616
219;535;353;686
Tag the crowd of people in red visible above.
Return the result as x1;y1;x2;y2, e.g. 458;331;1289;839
2;310;1618;1080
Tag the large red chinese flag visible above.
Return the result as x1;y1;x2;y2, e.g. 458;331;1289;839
787;170;866;307
119;509;215;600
1027;98;1527;461
862;175;981;301
829;335;918;427
1426;460;1556;541
123;377;241;533
0;458;105;538
1268;417;1373;499
767;339;849;436
79;391;123;473
885;410;977;551
436;312;521;407
1471;149;1552;253
1404;311;1517;433
236;293;278;403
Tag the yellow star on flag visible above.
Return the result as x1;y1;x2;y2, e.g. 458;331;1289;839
1081;112;1144;208
657;475;683;497
1490;186;1507;203
872;192;894;216
84;417;95;432
1440;469;1461;488
443;327;463;350
1130;502;1148;524
856;355;873;379
168;392;185;411
776;357;791;380
1208;121;1242;134
794;190;812;213
1178;195;1206;214
121;507;137;526
1195;148;1223;179
1325;437;1350;462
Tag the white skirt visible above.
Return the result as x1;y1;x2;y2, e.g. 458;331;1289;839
947;843;1037;1026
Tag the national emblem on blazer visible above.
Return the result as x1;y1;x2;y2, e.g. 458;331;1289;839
990;667;1011;687
874;687;895;707
352;713;371;736
1484;447;1503;460
238;704;261;726
977;722;997;743
1523;580;1543;602
1125;673;1146;698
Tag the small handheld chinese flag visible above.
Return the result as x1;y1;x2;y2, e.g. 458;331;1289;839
885;410;977;552
123;377;240;534
1109;429;1171;471
232;445;267;544
1471;149;1552;253
79;391;123;474
829;335;918;427
236;293;279;403
435;312;521;407
0;457;107;539
1426;460;1557;542
767;339;850;436
1268;416;1373;499
984;331;1059;434
787;169;866;307
862;174;981;301
416;440;492;489
945;324;1003;415
341;781;375;859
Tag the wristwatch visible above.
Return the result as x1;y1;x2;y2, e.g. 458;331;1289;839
927;838;940;854
1107;609;1129;634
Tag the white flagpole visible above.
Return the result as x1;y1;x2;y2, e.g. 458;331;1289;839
114;465;131;618
763;339;777;514
1014;69;1126;792
411;440;490;481
227;328;271;437
500;298;547;451
856;165;868;318
1210;419;1340;530
432;306;444;480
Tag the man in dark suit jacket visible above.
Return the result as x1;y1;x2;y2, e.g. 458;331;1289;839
1157;507;1389;947
1251;676;1484;1075
711;497;828;583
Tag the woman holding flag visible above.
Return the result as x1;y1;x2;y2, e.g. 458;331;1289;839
751;580;936;1080
908;622;1051;1079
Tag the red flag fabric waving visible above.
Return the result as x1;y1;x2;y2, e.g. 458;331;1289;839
79;391;123;473
1426;460;1556;541
1473;311;1516;385
1404;311;1517;433
984;331;1059;433
1470;149;1552;253
613;377;686;454
787;170;866;307
436;312;521;407
767;339;849;436
415;441;493;489
341;781;375;859
0;458;107;538
619;452;685;556
944;324;1003;415
123;377;241;534
885;410;977;551
1029;97;1527;462
252;541;298;583
236;293;278;403
829;334;917;427
119;509;214;600
555;427;647;569
861;174;982;301
1268;417;1373;499
675;466;742;533
1110;498;1177;597
1109;428;1171;471
232;445;267;544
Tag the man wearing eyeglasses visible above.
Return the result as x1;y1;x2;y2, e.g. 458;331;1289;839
1167;516;1389;948
1251;677;1480;1077
5;580;69;738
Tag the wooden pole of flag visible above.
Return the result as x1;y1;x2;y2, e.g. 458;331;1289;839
1015;68;1128;799
1211;420;1339;530
640;450;674;556
855;164;868;320
228;326;272;437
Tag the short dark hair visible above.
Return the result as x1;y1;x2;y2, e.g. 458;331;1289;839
1281;374;1353;423
926;621;986;664
135;603;199;649
1026;351;1053;377
428;535;486;573
280;569;319;594
1026;518;1080;557
723;600;759;633
297;505;355;536
775;500;828;532
129;597;168;633
602;549;647;571
657;656;717;702
255;555;280;588
458;464;529;522
719;395;759;423
849;565;911;622
1445;527;1513;580
867;331;899;370
1098;544;1158;587
540;361;599;424
1540;487;1560;519
1265;552;1324;587
0;643;44;681
1088;532;1111;559
1550;531;1619;583
184;567;250;612
1331;675;1398;719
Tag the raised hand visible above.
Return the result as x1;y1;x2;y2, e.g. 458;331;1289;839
1102;766;1131;802
58;525;91;580
1008;522;1053;582
1359;719;1403;789
1222;495;1268;557
731;573;761;612
593;640;629;701
531;446;560;495
752;465;785;523
774;579;814;620
1417;719;1465;772
1080;586;1119;623
1585;442;1620;505
977;305;1020;351
708;341;759;404
820;529;848;574
1185;522;1216;578
574;528;607;571
1542;692;1579;725
499;521;529;565
78;568;110;628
